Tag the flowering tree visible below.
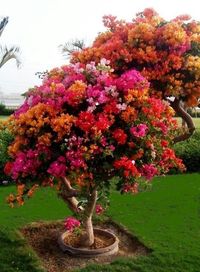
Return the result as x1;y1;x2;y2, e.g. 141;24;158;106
72;9;200;142
5;60;184;247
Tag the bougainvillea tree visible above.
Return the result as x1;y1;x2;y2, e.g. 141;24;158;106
72;8;200;142
5;60;184;247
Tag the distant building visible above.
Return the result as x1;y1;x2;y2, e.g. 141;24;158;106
0;91;25;109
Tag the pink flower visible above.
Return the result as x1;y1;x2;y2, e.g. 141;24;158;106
130;124;148;138
47;156;66;177
123;182;138;194
14;102;29;117
11;150;42;180
64;217;81;232
153;121;168;135
65;150;87;169
140;164;158;180
116;69;149;93
95;204;104;215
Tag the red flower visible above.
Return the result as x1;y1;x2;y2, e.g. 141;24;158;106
93;114;111;132
104;100;120;114
76;111;95;132
114;156;140;178
95;204;104;215
112;128;127;144
4;162;13;176
161;140;168;147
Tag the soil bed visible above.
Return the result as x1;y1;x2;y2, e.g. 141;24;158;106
63;229;115;249
21;220;150;272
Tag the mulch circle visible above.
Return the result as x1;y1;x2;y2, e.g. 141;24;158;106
21;220;150;272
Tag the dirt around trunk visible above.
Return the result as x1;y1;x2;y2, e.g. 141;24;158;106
21;220;151;272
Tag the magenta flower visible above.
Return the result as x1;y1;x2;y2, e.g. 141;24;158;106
95;204;104;215
140;164;158;180
47;156;66;177
11;150;42;179
116;69;149;93
64;217;81;232
130;124;148;138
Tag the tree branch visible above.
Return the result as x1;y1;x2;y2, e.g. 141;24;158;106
81;189;98;247
170;98;195;143
58;177;83;213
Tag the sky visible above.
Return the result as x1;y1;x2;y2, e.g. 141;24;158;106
0;0;200;95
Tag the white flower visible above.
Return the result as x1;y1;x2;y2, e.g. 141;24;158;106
87;97;94;104
116;103;127;110
87;106;96;112
151;151;156;159
27;95;33;106
100;58;110;65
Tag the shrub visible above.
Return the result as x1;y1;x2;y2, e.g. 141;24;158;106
174;131;200;172
0;121;14;184
0;103;14;115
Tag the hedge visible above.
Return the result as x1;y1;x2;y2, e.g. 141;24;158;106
174;131;200;173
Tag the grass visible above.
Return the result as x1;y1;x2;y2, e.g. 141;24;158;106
192;117;200;128
0;186;70;272
0;115;8;120
176;117;200;129
1;174;200;271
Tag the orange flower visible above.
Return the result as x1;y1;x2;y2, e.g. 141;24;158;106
121;106;138;123
38;133;52;146
16;196;24;206
27;184;39;198
51;113;76;141
8;136;28;157
12;103;56;137
17;184;25;196
6;194;15;207
131;149;144;160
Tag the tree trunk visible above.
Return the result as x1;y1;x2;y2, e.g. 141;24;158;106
81;189;98;247
59;177;82;213
170;98;195;143
59;177;97;247
181;101;187;131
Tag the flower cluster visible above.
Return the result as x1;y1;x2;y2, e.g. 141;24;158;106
64;217;81;232
95;204;104;215
6;60;184;206
72;9;200;106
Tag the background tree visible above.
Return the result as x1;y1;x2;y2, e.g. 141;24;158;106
60;39;85;59
72;9;200;142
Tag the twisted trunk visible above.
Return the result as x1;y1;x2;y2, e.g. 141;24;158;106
59;176;97;247
170;98;195;143
82;189;98;247
59;177;82;213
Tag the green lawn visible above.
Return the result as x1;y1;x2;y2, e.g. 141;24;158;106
176;117;200;129
1;174;200;272
192;118;200;128
0;115;8;120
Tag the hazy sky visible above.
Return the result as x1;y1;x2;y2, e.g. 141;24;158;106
0;0;200;95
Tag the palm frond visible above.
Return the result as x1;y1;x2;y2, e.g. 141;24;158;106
59;39;85;58
0;17;8;37
0;46;21;68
